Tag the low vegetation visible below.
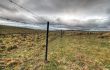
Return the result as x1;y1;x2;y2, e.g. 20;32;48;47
0;25;110;70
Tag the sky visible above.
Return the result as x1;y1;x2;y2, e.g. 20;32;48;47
0;0;110;31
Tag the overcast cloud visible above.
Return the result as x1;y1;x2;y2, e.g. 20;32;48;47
0;0;110;31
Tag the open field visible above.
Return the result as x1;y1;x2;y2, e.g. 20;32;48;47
0;25;110;70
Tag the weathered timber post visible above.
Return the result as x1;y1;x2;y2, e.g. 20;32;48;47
45;21;49;62
61;30;63;38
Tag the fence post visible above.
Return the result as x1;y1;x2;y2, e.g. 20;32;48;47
45;21;49;63
61;30;63;38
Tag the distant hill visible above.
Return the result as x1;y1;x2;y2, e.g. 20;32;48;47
0;25;37;34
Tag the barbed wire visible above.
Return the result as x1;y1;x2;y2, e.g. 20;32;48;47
0;0;66;30
0;16;30;24
8;0;47;22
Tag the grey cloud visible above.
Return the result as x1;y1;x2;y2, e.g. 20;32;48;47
0;0;18;12
0;0;110;19
64;19;110;31
21;0;110;15
0;0;110;31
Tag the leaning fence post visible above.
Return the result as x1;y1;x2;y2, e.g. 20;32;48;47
45;21;49;63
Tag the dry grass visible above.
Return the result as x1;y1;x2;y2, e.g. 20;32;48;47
0;25;110;70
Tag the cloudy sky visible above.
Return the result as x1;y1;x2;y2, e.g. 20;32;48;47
0;0;110;31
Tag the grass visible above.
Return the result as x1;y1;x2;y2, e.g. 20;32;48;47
0;25;110;70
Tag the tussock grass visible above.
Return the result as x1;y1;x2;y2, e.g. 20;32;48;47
0;26;110;70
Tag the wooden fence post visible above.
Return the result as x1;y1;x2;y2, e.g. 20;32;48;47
45;21;49;62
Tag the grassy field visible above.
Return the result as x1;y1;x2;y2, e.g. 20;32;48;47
0;25;110;70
